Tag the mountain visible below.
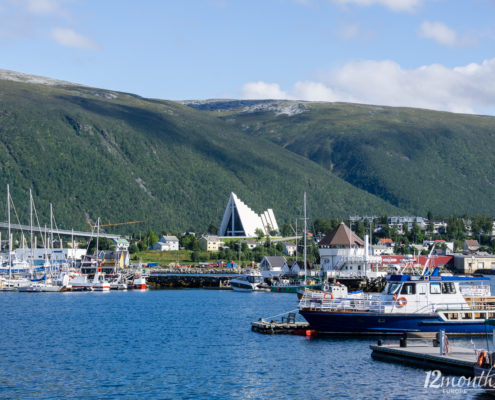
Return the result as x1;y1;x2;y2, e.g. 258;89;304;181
184;99;495;217
0;70;403;234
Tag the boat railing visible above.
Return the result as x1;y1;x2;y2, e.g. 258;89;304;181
299;291;495;313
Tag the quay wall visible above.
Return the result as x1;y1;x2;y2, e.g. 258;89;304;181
147;269;241;288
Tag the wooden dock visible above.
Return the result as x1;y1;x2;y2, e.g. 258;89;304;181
370;342;478;375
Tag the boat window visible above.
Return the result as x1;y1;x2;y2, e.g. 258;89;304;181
447;313;458;320
418;284;427;295
441;282;456;294
489;313;495;319
400;283;416;295
462;313;473;320
475;312;485;319
430;283;441;294
386;283;402;295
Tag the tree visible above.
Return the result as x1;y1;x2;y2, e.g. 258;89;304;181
191;251;200;262
207;223;218;235
427;210;433;221
313;219;332;236
255;228;265;240
281;223;293;237
180;234;199;251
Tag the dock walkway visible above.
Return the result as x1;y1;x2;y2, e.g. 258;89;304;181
370;343;477;375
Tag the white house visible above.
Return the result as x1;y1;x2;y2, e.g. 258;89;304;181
259;256;287;279
281;241;297;256
319;222;382;278
152;235;179;251
198;235;222;251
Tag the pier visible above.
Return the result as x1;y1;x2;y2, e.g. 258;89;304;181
251;311;314;335
147;270;242;288
370;340;478;375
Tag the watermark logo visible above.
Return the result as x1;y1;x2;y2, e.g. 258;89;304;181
424;369;495;394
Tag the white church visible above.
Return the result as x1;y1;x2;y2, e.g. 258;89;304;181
218;193;279;237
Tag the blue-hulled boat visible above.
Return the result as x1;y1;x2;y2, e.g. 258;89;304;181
299;268;495;336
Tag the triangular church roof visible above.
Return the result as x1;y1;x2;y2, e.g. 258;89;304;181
318;222;364;247
218;192;279;237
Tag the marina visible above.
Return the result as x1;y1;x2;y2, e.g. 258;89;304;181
2;289;481;400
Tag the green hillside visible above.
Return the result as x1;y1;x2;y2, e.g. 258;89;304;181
187;100;495;216
0;77;403;234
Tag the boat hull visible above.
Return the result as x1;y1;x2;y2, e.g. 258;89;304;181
299;310;489;335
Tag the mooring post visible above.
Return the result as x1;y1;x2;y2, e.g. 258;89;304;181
439;330;445;355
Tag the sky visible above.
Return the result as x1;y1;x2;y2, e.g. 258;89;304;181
1;0;495;115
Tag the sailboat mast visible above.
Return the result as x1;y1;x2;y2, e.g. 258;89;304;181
7;184;11;278
50;203;53;250
30;189;33;268
303;192;307;285
96;217;100;270
295;219;298;263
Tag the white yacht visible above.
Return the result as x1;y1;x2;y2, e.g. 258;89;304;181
230;270;269;292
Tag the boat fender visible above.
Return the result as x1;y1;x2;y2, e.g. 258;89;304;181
323;292;334;300
478;351;488;367
397;297;407;307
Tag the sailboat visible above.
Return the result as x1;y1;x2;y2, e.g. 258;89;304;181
272;193;321;294
91;218;110;291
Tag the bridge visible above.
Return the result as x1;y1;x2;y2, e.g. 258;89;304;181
0;222;122;240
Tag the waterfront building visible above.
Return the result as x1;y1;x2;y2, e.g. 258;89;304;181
101;250;129;269
198;235;222;251
151;235;179;251
259;256;287;279
14;247;87;264
319;222;382;278
453;254;495;273
218;192;279;237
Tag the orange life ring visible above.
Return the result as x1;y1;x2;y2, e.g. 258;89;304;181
397;297;407;307
323;292;334;300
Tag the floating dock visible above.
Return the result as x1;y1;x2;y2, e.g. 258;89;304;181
251;319;311;335
370;342;477;375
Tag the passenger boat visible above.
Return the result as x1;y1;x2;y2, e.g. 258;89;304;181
299;268;495;335
230;270;270;292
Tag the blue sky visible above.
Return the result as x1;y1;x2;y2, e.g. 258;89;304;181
1;0;494;114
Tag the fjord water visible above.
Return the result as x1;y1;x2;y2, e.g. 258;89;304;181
0;290;489;399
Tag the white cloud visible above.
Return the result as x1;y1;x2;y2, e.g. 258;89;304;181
25;0;68;15
418;21;470;47
51;27;98;50
331;0;422;12
241;81;288;99
240;59;495;115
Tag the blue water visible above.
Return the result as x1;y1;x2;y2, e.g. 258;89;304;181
0;290;493;399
